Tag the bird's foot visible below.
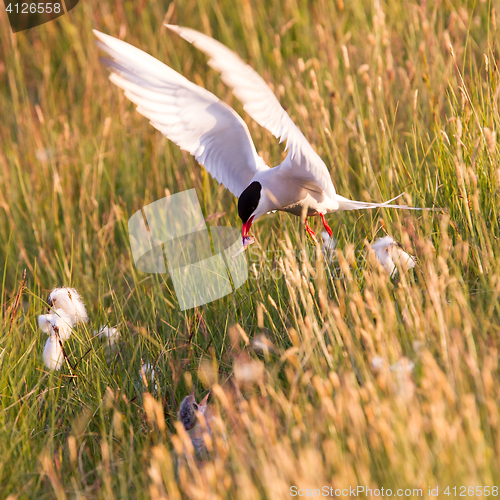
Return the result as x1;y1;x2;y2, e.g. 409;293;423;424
319;213;333;237
305;219;318;243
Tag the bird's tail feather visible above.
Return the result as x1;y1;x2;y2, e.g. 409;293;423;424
335;193;426;211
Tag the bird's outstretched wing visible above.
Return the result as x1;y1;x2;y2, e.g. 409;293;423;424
94;30;268;197
166;25;337;200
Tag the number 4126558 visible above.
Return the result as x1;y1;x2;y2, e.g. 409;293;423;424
444;486;499;496
5;3;62;14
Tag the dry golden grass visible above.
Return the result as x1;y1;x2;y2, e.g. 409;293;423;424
1;0;500;497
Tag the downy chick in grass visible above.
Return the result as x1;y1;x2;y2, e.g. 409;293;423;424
179;391;212;461
371;236;416;277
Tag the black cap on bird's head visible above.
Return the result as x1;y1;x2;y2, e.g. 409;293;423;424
238;181;262;239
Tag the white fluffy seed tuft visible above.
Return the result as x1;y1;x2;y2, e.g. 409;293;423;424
39;287;88;370
47;287;88;326
43;336;64;371
97;325;120;345
371;236;416;277
321;231;336;263
38;310;73;341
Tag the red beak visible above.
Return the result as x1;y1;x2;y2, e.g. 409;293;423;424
242;216;255;239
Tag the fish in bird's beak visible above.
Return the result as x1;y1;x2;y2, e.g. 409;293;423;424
242;215;255;246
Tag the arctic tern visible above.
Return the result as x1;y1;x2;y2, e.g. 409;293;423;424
94;26;420;245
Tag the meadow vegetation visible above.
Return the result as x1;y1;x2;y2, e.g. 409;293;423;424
1;0;500;497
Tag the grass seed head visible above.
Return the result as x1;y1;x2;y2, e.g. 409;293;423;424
47;287;88;326
43;336;64;371
38;310;73;341
371;236;416;277
96;325;120;345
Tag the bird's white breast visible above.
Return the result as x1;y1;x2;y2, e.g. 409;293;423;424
255;166;339;217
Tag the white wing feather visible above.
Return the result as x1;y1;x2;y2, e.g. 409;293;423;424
94;30;268;197
166;25;337;200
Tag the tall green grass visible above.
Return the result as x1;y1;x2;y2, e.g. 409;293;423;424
1;0;500;497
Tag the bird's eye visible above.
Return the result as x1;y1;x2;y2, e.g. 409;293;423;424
193;403;198;410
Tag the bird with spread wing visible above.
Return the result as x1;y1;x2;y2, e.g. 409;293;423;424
94;25;422;246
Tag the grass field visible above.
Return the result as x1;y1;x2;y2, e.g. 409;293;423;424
1;0;500;497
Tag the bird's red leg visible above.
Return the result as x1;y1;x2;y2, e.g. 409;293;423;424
305;218;318;243
320;213;333;238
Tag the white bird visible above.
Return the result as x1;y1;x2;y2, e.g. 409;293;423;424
94;26;422;245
